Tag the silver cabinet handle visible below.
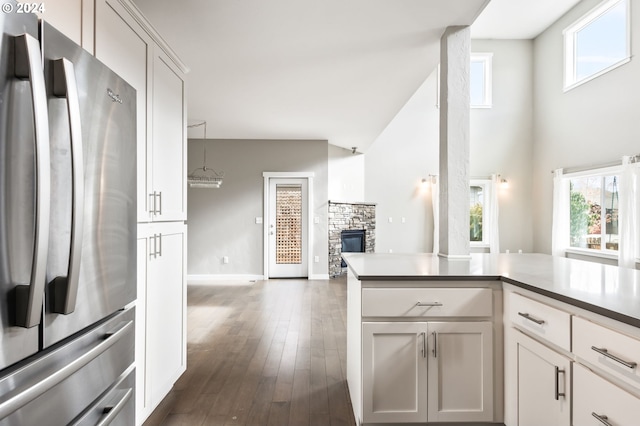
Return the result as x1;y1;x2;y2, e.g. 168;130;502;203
432;332;438;358
95;388;133;426
554;366;565;400
13;34;51;328
518;312;545;325
592;413;612;426
591;346;638;369
149;235;157;259
421;332;426;358
416;302;443;307
0;320;133;419
157;191;162;216
50;58;84;315
149;192;156;215
157;233;162;257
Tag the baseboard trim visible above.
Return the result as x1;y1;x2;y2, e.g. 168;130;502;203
309;274;330;280
187;274;265;284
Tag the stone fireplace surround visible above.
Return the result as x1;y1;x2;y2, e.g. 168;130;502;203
328;201;376;277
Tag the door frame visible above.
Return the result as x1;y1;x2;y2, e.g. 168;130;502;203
263;172;314;279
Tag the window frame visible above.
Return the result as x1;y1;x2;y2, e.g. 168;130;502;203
563;0;631;91
564;165;621;257
470;53;493;108
470;179;490;247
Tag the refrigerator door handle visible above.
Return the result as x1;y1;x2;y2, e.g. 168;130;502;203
0;320;133;420
13;33;51;328
50;58;85;315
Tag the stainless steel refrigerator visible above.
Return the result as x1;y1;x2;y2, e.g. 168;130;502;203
0;4;137;424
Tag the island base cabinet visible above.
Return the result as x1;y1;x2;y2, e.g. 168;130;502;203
428;321;494;423
361;321;493;424
513;331;570;426
574;363;640;426
362;322;428;423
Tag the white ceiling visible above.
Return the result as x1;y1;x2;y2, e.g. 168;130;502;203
133;0;580;152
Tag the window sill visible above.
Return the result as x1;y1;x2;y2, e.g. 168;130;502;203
564;247;619;261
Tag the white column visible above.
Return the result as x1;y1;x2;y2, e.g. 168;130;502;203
438;26;470;259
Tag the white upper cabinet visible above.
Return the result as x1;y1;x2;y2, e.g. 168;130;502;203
150;50;187;221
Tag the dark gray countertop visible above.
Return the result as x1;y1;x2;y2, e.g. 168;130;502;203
342;252;640;328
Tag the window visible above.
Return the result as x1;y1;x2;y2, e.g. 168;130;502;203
435;52;493;108
568;171;620;252
564;0;630;90
470;53;492;108
470;181;488;244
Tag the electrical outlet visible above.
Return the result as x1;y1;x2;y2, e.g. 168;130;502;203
223;256;229;264
388;217;393;223
255;217;263;224
314;256;320;263
401;217;406;223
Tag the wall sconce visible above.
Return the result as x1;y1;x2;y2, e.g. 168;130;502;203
499;176;509;189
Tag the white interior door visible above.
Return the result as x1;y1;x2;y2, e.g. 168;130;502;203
268;178;308;278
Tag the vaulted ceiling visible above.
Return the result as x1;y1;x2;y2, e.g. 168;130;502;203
134;0;581;152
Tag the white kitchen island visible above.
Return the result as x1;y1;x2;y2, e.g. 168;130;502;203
343;252;640;426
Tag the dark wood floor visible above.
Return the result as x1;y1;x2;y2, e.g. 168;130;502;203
144;277;356;426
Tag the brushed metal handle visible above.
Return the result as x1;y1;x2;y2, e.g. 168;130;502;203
95;388;133;426
149;235;157;259
0;320;133;419
592;413;612;426
157;233;162;257
591;346;638;369
416;302;443;307
518;312;545;325
13;34;51;328
554;366;565;400
157;191;163;216
432;332;438;358
421;332;426;358
149;192;156;215
50;58;85;315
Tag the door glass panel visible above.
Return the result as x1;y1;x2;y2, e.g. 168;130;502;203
275;184;302;264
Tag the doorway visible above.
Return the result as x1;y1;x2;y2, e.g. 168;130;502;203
263;173;313;278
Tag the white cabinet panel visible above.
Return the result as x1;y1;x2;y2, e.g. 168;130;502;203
514;330;570;426
574;363;640;426
362;288;493;318
150;51;186;221
427;321;494;422
509;292;571;351
362;322;428;423
574;316;640;391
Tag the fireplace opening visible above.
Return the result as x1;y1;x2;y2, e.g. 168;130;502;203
341;229;366;267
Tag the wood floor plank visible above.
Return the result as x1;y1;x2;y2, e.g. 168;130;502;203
144;278;355;426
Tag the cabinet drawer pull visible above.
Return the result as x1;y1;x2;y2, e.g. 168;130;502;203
432;332;437;358
421;332;426;359
518;312;545;325
416;302;443;307
592;412;612;426
591;346;638;369
554;366;565;400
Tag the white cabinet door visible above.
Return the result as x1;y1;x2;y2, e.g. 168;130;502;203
136;223;186;423
94;0;152;222
574;363;640;426
514;331;570;426
427;321;494;422
146;223;187;409
150;50;186;222
39;0;86;47
362;322;428;423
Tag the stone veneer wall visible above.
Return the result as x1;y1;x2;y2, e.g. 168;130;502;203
328;201;376;277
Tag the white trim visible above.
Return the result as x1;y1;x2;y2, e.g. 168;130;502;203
187;274;265;284
262;172;315;279
563;0;630;91
470;52;493;108
563;164;622;178
437;253;473;260
309;274;330;280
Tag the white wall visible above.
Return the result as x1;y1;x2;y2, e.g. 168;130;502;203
187;139;329;278
364;39;534;254
531;0;640;253
328;145;365;201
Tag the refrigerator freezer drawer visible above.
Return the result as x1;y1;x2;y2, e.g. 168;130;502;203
0;308;134;425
